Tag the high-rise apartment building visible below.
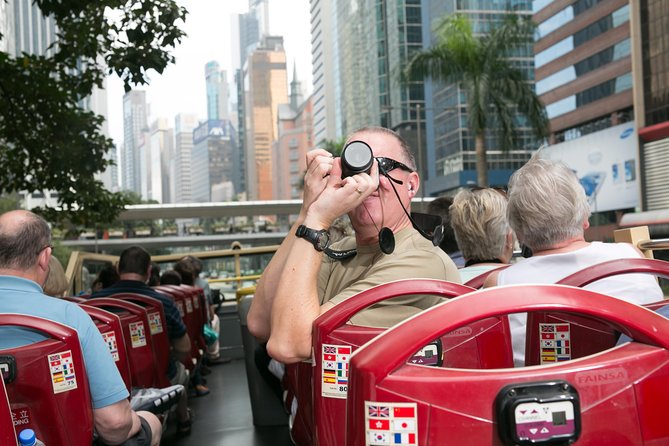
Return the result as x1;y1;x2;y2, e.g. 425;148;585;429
309;0;339;145
205;61;230;121
145;117;174;203
8;0;56;56
174;113;198;203
1;1;15;54
122;90;148;195
535;0;632;143
244;35;288;200
420;1;536;194
632;1;669;212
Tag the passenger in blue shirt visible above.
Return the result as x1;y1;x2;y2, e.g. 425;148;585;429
88;245;193;435
0;210;161;445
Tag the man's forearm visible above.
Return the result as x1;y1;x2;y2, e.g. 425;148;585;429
266;236;324;363
248;217;305;340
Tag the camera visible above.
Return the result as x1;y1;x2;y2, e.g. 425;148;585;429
341;140;374;179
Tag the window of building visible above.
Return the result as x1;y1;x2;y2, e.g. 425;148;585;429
536;38;630;95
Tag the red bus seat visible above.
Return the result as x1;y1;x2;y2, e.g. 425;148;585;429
85;298;159;388
523;258;669;366
78;304;133;391
101;293;172;387
557;257;669;288
346;285;669;445
290;279;487;446
160;285;206;351
463;265;509;289
0;314;94;445
154;285;202;366
0;371;17;446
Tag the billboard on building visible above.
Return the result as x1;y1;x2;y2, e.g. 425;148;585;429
541;123;639;213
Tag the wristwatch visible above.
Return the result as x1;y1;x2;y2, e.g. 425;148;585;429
295;225;331;252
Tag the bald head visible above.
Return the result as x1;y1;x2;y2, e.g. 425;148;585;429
0;210;52;270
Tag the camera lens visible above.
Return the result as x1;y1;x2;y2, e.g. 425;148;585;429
341;140;374;178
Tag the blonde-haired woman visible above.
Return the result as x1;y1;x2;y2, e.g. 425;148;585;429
449;187;513;283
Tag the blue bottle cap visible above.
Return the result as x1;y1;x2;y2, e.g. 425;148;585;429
18;428;36;445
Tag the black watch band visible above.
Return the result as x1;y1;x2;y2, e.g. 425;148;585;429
296;225;331;252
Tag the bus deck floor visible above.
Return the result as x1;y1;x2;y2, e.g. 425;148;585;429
161;358;292;446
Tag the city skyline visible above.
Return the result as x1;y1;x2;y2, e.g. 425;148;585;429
106;0;312;147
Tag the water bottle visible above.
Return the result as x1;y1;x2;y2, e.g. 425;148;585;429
17;429;45;446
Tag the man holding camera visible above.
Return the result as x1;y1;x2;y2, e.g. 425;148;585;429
248;126;459;364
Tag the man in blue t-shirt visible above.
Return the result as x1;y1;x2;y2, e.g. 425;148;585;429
0;210;161;445
89;245;193;434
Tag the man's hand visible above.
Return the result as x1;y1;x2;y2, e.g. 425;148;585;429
300;149;335;220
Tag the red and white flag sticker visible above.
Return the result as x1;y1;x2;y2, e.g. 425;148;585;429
539;323;571;364
365;401;418;445
101;331;120;361
148;311;164;334
49;350;78;394
321;343;351;399
129;321;147;348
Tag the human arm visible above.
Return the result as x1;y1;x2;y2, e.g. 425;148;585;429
172;332;191;362
255;158;378;363
483;269;501;288
248;149;346;341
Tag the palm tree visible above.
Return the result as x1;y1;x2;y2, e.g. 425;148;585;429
404;14;549;187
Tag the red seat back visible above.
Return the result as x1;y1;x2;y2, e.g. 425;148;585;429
346;285;669;445
463;265;509;289
523;258;669;367
85;298;159;388
103;293;172;387
0;314;94;445
524;311;619;366
177;285;207;351
557;257;669;287
78;304;133;391
154;285;202;364
0;372;17;446
307;279;492;446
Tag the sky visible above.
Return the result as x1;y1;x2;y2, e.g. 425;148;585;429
106;0;313;146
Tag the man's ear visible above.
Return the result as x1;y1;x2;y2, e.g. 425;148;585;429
583;218;590;230
37;247;51;273
407;172;419;198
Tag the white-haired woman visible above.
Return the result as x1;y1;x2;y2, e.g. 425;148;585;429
484;157;662;366
449;187;513;283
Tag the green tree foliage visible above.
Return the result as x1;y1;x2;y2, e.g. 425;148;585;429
404;14;549;187
0;0;188;226
320;136;347;157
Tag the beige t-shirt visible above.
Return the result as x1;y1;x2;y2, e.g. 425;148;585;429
317;226;461;327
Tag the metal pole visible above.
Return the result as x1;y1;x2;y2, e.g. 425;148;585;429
416;104;425;200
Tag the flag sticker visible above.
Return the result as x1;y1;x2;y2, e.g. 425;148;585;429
185;297;193;313
129;321;147;348
49;350;78;393
539;323;571;364
366;402;418;445
101;331;120;361
321;344;352;399
147;311;163;334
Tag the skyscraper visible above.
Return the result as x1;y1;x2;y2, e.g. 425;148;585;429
534;1;632;143
274;69;313;200
191;120;239;202
174;113;198;203
244;35;288;200
420;1;536;194
122;90;148;194
205;61;230;121
310;0;339;145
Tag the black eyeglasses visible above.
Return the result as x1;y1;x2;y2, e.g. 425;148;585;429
376;157;414;175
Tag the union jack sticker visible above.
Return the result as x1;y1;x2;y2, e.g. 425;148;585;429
321;343;352;399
